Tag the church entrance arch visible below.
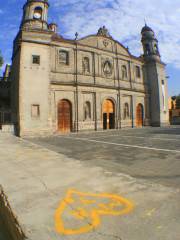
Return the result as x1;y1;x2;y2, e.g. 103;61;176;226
58;99;72;132
136;103;144;127
102;99;115;130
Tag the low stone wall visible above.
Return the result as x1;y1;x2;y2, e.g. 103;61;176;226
0;185;26;240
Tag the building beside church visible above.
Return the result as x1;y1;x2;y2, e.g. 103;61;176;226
169;97;180;124
10;0;169;136
0;65;11;130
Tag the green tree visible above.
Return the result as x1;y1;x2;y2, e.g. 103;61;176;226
176;95;180;109
0;51;3;68
172;96;176;101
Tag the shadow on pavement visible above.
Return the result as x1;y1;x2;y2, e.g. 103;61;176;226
151;127;180;135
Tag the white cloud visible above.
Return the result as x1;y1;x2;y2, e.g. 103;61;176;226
51;0;180;69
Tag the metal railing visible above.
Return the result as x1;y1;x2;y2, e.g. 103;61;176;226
0;77;10;82
0;111;12;126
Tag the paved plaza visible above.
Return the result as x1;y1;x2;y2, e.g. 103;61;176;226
31;127;180;188
0;127;180;240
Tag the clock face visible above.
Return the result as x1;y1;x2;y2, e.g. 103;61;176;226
33;12;41;19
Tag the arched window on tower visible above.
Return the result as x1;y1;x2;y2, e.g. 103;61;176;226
162;80;166;111
154;44;159;54
123;103;130;119
84;101;91;121
82;57;90;74
33;7;43;20
122;65;128;80
145;44;151;55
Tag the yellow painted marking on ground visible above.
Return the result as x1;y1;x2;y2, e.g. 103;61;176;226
80;197;96;205
55;189;134;235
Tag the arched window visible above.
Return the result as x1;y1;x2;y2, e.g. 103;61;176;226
136;66;141;78
154;44;159;54
83;57;90;73
122;65;128;80
161;80;166;111
124;103;130;119
84;101;91;120
33;7;43;20
145;44;151;55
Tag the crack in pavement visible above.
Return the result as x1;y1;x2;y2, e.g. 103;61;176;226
96;230;122;240
62;199;123;239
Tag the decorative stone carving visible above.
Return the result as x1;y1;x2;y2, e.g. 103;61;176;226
103;39;109;47
82;57;90;74
59;50;69;65
84;101;91;120
97;26;111;38
103;61;113;77
122;65;128;79
124;103;130;119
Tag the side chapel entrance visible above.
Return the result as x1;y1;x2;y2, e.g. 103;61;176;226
58;99;72;132
136;103;144;127
0;112;2;130
102;99;115;130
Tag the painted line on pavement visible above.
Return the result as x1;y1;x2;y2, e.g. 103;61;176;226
88;134;180;141
64;136;180;153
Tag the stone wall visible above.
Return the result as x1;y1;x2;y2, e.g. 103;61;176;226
12;29;151;136
0;185;26;240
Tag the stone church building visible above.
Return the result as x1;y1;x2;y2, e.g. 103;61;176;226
10;0;169;136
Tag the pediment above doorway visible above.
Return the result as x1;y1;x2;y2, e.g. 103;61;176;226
77;27;131;56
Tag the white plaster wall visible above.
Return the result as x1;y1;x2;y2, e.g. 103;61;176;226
19;42;51;136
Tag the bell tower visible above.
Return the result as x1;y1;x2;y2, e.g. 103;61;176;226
141;24;169;126
20;0;49;30
141;24;160;61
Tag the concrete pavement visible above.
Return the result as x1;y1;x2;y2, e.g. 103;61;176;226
0;131;180;240
30;127;180;188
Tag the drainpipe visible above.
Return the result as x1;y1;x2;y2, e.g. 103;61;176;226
115;43;121;129
75;39;79;132
93;52;97;131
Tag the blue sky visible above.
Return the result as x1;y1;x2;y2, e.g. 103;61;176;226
0;0;180;96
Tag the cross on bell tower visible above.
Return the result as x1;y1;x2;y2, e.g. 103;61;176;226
21;0;49;30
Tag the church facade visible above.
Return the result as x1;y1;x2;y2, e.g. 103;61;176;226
11;0;169;136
